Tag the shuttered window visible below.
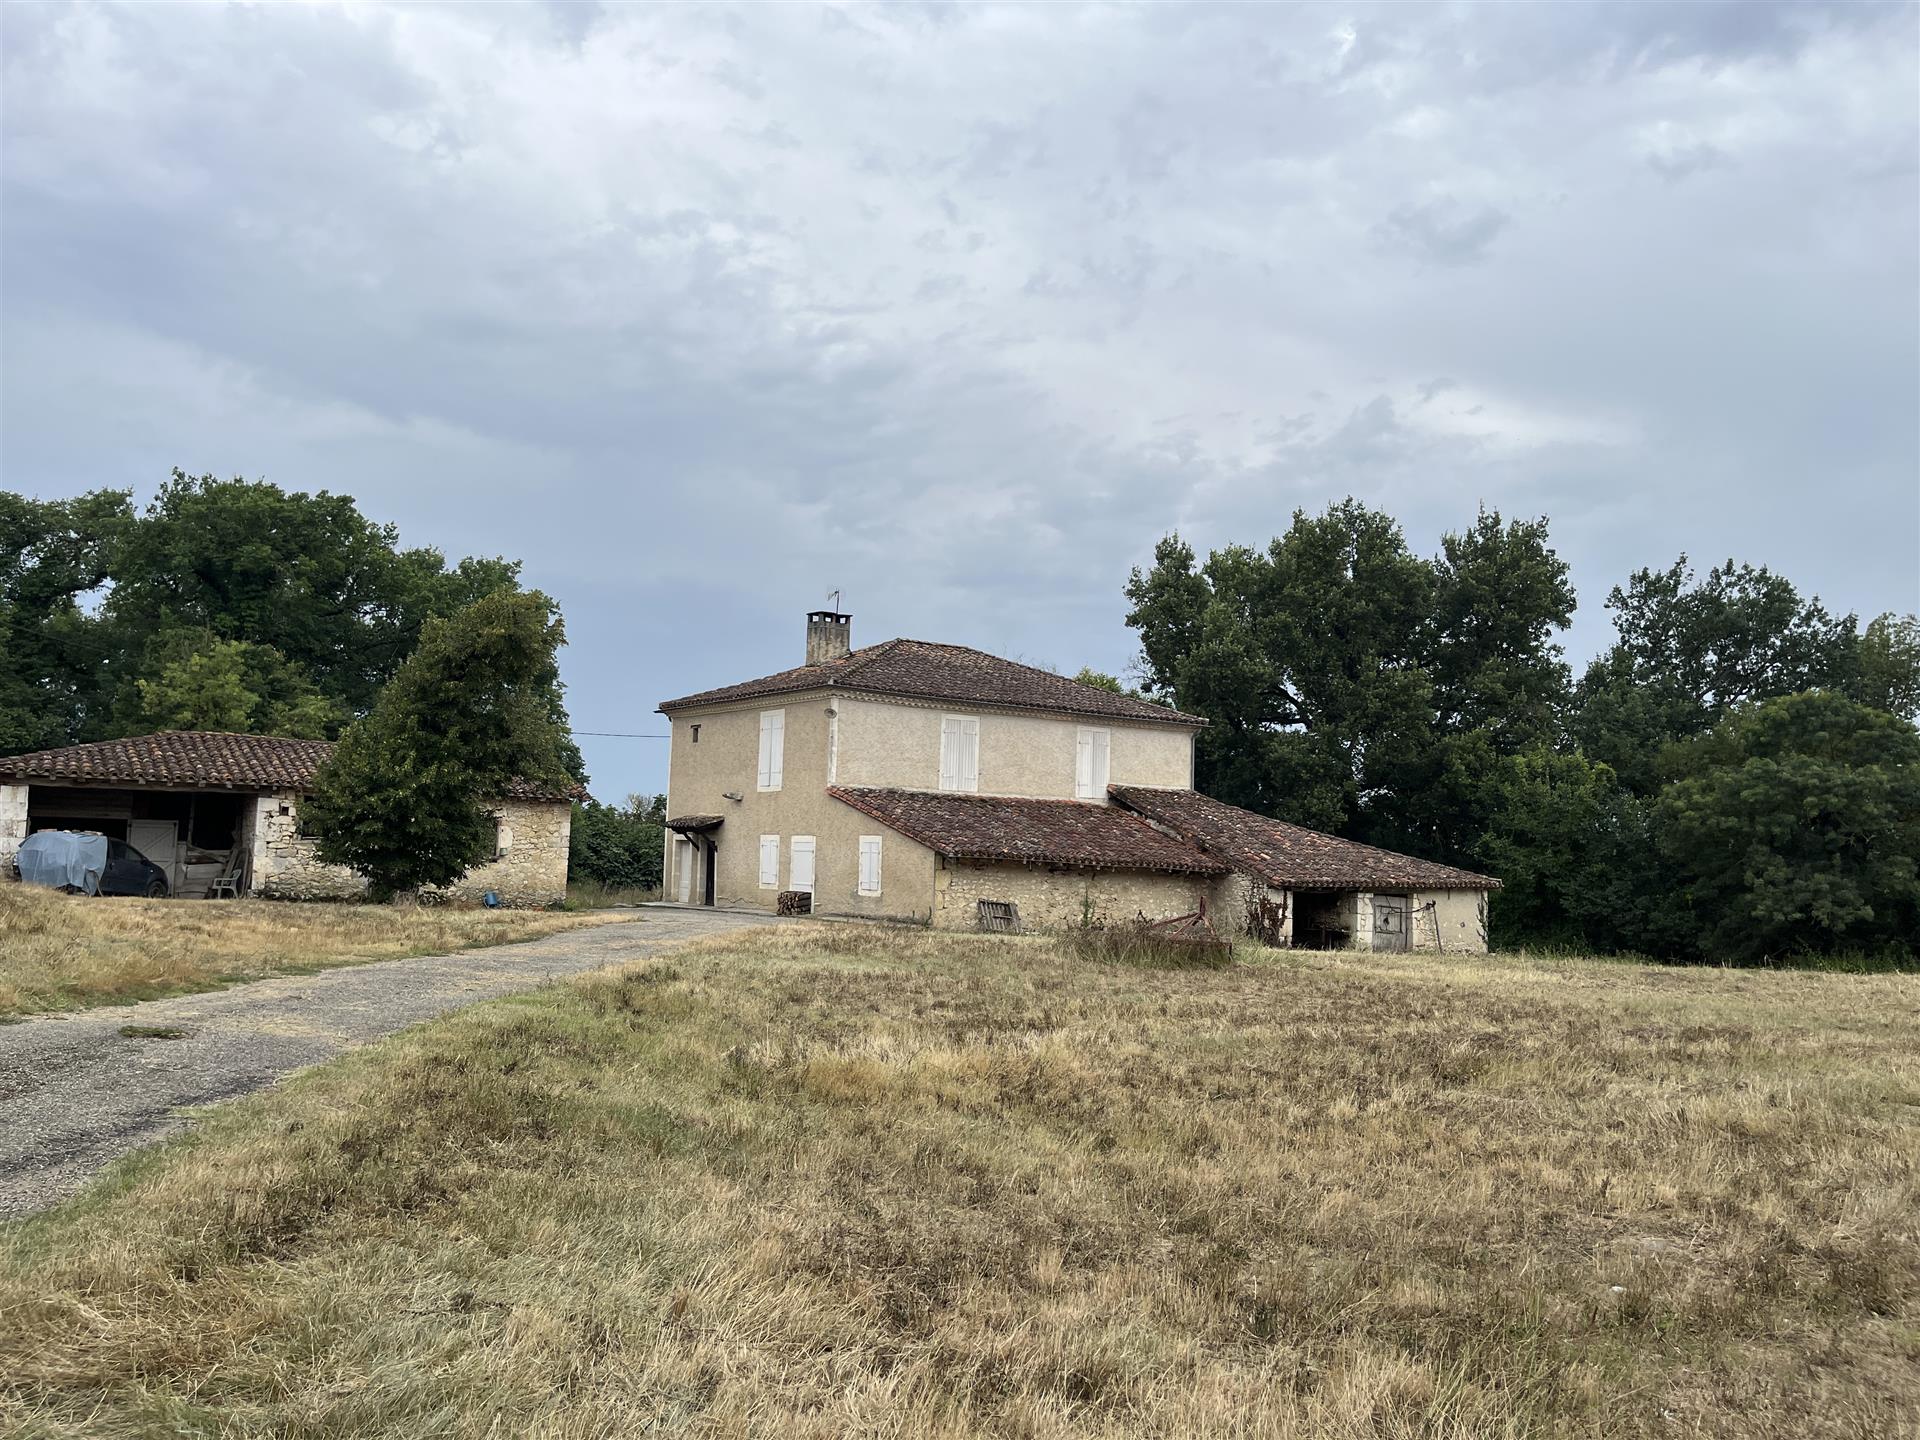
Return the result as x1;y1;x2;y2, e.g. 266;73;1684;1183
789;835;816;893
939;714;979;792
858;835;882;896
759;834;780;889
1074;727;1111;800
757;709;785;791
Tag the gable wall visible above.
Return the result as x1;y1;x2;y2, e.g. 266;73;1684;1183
664;695;939;918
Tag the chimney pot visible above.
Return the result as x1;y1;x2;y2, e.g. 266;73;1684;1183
806;609;852;666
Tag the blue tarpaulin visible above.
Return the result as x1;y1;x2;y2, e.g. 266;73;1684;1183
16;831;108;896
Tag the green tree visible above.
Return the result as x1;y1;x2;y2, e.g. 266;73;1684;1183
99;470;534;739
1428;509;1574;750
1125;501;1574;858
0;489;132;752
1574;557;1856;794
1126;502;1436;836
301;591;575;898
1658;692;1920;962
1474;746;1676;955
128;635;340;738
1849;613;1920;722
569;794;666;892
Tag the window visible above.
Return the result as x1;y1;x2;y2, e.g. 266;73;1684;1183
494;816;513;860
690;723;701;744
757;709;785;791
1075;727;1111;800
789;835;816;894
858;835;882;896
939;714;979;792
759;834;780;889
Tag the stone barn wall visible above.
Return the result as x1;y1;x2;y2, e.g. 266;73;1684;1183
931;859;1222;933
248;793;572;907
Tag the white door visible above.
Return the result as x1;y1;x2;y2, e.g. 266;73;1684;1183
128;819;178;893
674;836;692;903
789;835;816;894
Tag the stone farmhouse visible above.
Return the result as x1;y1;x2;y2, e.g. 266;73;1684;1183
659;611;1499;950
0;731;576;906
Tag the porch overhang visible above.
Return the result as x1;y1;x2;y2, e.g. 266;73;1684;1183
665;814;724;834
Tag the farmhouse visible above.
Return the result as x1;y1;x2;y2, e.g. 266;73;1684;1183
0;731;577;906
658;611;1499;949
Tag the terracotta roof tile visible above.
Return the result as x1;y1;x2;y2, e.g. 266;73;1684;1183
828;787;1228;875
660;639;1204;728
0;731;583;803
1110;785;1500;891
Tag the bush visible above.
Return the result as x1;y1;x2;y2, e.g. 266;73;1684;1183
569;796;664;893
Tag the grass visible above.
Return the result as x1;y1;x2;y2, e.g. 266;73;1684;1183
563;878;663;910
0;883;627;1017
2;926;1916;1437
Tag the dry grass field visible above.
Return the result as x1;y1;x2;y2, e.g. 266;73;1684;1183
2;925;1916;1438
0;883;625;1017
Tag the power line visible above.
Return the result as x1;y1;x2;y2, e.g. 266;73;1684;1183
574;730;671;738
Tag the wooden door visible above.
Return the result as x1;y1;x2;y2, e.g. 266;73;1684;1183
1371;894;1410;952
128;819;179;895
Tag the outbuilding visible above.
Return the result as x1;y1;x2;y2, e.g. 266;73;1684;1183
0;730;577;905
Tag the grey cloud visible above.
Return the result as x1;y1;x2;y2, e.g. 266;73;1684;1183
1375;198;1511;266
2;1;1914;802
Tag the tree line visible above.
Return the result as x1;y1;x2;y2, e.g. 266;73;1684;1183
1121;501;1919;964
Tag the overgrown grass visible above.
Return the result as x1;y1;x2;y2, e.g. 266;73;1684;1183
0;883;627;1017
3;927;1915;1437
563;877;662;910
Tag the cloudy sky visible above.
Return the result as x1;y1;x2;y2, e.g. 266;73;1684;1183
4;1;1916;801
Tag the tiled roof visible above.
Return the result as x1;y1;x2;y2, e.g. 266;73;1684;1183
828;787;1229;875
659;639;1204;728
665;814;724;832
1110;786;1501;891
0;731;584;803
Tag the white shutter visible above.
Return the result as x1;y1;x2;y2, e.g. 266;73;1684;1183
1075;729;1094;799
960;716;979;792
790;835;815;893
858;835;882;896
1091;728;1109;796
939;716;960;790
759;834;780;889
758;709;785;791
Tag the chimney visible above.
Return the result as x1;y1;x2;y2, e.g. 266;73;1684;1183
806;609;852;666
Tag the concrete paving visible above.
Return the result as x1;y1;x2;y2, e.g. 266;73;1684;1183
0;908;779;1220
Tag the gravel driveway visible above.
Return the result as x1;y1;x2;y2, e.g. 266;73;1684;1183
0;908;779;1220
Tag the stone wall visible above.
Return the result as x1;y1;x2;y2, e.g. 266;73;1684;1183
0;783;28;874
932;859;1220;932
247;793;572;907
248;792;368;900
440;799;572;907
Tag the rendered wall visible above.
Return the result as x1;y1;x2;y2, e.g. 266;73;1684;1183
832;695;1194;799
662;695;940;920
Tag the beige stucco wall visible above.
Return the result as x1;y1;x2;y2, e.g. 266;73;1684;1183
1413;888;1489;953
662;694;940;920
249;793;571;907
831;694;1193;799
